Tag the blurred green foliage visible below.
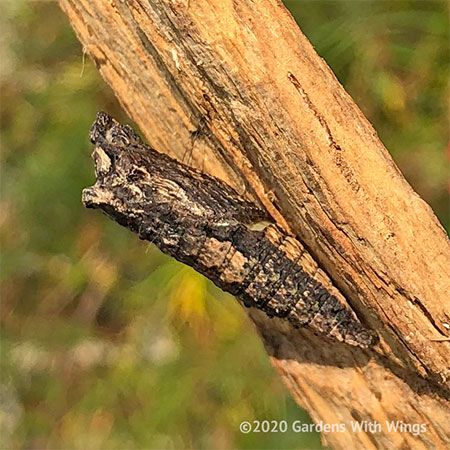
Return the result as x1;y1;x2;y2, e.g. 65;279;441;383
0;1;448;449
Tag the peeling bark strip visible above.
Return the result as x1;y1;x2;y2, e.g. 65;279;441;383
83;113;377;348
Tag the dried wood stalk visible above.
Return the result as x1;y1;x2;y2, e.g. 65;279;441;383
60;0;450;448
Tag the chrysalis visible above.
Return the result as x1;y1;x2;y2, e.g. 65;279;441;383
83;112;378;348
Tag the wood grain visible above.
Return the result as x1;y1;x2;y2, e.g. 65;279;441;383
59;0;450;448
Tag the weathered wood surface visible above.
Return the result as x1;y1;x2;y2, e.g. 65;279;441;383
59;0;450;448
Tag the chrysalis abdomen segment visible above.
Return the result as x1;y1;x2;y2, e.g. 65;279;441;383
139;214;377;348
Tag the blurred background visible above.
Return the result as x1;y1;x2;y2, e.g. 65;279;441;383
1;1;448;449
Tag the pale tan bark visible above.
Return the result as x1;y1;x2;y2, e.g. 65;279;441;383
59;0;450;448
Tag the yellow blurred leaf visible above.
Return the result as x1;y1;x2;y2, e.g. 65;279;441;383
167;268;208;323
379;73;406;113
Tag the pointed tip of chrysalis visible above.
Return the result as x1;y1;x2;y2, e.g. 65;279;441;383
89;111;115;144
